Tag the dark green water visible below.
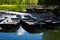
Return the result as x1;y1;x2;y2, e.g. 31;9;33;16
0;26;60;40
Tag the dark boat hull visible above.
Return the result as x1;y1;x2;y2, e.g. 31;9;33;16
0;24;19;29
0;20;21;32
20;20;46;30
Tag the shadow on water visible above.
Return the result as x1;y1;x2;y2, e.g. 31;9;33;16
0;25;58;33
0;24;60;34
0;26;20;33
21;24;60;34
0;25;60;40
20;25;60;40
0;26;44;40
0;25;59;34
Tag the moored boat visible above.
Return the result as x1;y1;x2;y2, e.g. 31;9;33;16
20;13;47;29
0;12;21;31
44;16;60;26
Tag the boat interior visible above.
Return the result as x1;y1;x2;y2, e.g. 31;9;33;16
0;13;21;24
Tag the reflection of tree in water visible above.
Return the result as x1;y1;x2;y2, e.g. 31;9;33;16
43;27;60;40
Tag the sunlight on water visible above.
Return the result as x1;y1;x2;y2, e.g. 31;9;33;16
39;33;44;36
16;27;26;35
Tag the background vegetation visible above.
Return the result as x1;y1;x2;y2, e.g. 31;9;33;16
38;0;60;7
0;0;38;11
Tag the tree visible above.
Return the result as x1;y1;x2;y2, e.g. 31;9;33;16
38;0;44;5
38;0;60;6
38;0;60;17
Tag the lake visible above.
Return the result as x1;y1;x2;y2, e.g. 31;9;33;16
0;26;60;40
0;26;44;40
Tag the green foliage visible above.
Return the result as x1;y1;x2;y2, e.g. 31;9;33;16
0;0;38;11
0;5;26;12
0;0;38;5
44;0;60;5
38;0;44;5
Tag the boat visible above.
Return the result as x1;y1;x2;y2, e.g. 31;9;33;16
0;12;21;31
44;16;60;26
20;13;47;29
20;15;39;27
37;14;60;27
31;14;46;28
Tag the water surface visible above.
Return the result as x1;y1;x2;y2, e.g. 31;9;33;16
0;27;44;40
0;26;60;40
